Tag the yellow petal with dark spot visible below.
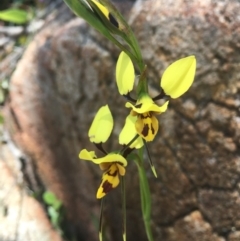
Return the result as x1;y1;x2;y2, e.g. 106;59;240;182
91;0;119;28
91;0;109;18
135;113;159;142
96;164;120;199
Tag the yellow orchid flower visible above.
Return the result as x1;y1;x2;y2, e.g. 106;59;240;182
79;150;127;199
126;95;169;141
115;52;196;142
80;104;127;199
80;104;142;199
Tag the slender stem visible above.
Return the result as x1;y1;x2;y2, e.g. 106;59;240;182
123;93;137;103
120;134;139;156
99;198;104;241
95;143;108;155
152;90;170;101
134;149;154;241
137;65;148;96
143;140;157;178
121;176;126;241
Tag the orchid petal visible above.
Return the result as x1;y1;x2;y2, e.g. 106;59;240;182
161;56;196;98
96;164;121;199
116;163;126;176
91;0;109;17
80;150;127;166
119;114;143;149
88;105;113;143
126;95;169;114
135;114;159;142
116;51;135;95
79;149;97;160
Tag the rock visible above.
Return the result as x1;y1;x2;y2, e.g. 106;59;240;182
0;26;24;37
228;231;240;241
0;36;11;47
198;190;240;234
26;19;45;34
4;10;106;241
0;140;63;241
3;0;240;240
161;211;224;241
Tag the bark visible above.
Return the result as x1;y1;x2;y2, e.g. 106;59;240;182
3;0;240;240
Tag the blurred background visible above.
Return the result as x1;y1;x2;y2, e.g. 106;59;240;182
1;0;240;241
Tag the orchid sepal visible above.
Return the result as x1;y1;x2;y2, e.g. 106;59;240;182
160;56;196;99
88;105;113;143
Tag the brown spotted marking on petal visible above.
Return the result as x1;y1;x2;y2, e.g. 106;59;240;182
141;116;155;137
102;180;113;194
135;103;143;109
142;124;150;137
151;123;155;135
108;13;119;28
140;112;151;119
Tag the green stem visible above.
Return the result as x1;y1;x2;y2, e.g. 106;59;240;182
99;198;104;241
137;65;148;96
134;149;154;241
121;176;126;241
106;34;139;64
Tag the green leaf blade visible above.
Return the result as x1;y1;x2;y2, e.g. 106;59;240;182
0;8;28;24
